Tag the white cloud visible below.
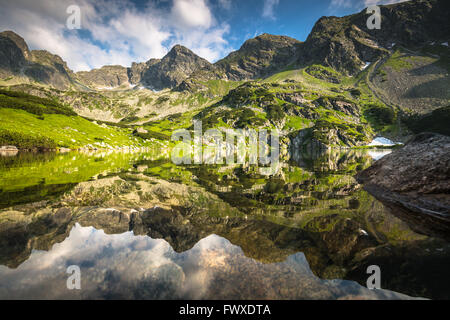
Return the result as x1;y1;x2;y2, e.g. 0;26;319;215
171;0;213;29
364;0;406;5
262;0;280;20
0;224;415;300
330;0;406;9
168;22;231;62
330;0;354;8
0;0;231;71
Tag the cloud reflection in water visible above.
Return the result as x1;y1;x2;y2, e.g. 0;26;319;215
0;223;415;300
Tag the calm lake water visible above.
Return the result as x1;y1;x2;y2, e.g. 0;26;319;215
0;148;449;300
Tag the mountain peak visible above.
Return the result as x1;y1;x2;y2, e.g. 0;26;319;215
137;44;212;90
242;33;301;48
301;0;450;75
0;30;31;59
213;33;301;81
31;50;67;65
254;33;298;41
170;44;191;52
166;44;200;60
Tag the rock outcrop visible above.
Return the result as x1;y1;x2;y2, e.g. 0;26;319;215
128;59;160;84
139;45;212;90
76;65;130;89
0;31;31;77
26;50;75;89
300;0;450;75
357;132;450;232
0;31;76;89
215;33;302;81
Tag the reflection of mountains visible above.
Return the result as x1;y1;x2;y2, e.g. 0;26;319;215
0;150;163;208
181;148;372;216
290;147;372;173
1;149;449;299
1;191;449;299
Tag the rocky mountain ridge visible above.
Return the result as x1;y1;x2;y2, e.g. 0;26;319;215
0;0;449;150
0;0;448;92
298;0;450;75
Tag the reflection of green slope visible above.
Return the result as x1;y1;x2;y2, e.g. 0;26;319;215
0;108;141;149
291;148;373;174
142;161;196;185
0;152;133;192
0;150;167;208
0;183;77;208
1;150;450;298
153;150;374;226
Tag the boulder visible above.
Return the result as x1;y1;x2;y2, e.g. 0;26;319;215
0;145;18;151
356;132;450;233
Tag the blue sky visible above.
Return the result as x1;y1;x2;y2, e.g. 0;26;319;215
0;0;405;71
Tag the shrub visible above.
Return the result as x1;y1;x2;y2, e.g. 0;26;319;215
364;104;395;125
134;130;170;141
120;115;139;123
266;104;284;121
155;96;170;105
350;88;361;97
0;129;57;149
0;89;76;116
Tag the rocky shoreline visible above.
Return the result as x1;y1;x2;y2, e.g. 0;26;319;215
356;132;450;235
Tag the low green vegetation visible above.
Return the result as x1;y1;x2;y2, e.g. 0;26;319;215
383;49;414;71
363;104;396;126
0;89;76;116
265;104;284;122
0;108;144;149
0;129;57;149
0;91;151;149
197;79;244;97
143;111;198;137
196;106;267;130
284;116;312;130
305;65;342;83
134;129;170;141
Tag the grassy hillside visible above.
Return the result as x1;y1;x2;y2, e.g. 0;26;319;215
3;43;447;149
0;89;75;116
0;90;152;149
129;64;403;148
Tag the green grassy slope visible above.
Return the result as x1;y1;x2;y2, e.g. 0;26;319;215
0;90;152;149
3;43;448;150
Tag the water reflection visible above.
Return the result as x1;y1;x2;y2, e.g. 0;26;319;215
0;148;449;300
0;224;414;300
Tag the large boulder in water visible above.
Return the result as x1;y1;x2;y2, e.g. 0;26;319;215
356;132;450;235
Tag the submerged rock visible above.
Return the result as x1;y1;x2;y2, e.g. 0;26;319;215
0;145;18;151
356;132;450;235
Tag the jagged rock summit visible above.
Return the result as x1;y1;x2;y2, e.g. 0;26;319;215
0;0;449;90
